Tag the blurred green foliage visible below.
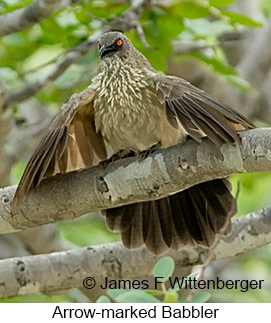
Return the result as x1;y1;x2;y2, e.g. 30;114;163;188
0;0;265;101
231;173;271;216
59;214;120;247
1;0;270;303
97;257;210;303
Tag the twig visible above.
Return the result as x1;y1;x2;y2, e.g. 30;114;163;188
4;0;155;109
235;180;241;201
0;0;62;37
4;48;93;109
134;21;156;49
186;217;230;302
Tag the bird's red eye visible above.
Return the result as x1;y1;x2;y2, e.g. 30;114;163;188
97;43;101;50
116;39;123;47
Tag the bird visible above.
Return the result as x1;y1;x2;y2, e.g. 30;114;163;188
12;31;255;255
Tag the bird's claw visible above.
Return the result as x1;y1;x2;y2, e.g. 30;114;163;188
99;150;136;168
140;142;161;159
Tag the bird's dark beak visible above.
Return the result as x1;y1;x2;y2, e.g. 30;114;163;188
98;45;117;59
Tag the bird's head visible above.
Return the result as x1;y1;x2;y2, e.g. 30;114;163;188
97;31;133;61
97;31;154;71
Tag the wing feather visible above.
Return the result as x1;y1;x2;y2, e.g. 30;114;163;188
12;88;107;210
58;145;68;173
68;130;78;169
74;116;94;166
155;75;254;144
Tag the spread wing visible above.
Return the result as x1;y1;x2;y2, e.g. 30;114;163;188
154;75;255;145
12;87;107;210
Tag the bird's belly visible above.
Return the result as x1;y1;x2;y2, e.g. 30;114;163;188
95;100;186;153
93;67;187;153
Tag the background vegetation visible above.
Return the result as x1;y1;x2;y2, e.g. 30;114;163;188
0;0;270;302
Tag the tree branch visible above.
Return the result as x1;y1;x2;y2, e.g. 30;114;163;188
0;206;270;299
4;48;91;108
0;80;13;187
0;0;63;38
4;0;151;109
0;127;271;235
237;20;271;91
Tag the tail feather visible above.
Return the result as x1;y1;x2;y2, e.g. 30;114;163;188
169;193;197;247
153;199;172;247
182;191;215;247
122;203;144;249
103;178;236;255
144;201;169;254
196;180;235;234
103;204;131;232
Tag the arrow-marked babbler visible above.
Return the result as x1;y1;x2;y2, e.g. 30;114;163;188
12;31;254;255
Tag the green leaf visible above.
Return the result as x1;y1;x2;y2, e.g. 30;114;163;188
222;12;263;27
146;290;165;296
180;54;252;91
191;53;237;75
106;289;126;299
168;272;199;292
11;160;27;182
115;291;160;303
209;0;235;7
153;257;175;282
59;214;120;247
184;18;233;37
178;1;210;19
163;291;179;303
126;29;169;71
137;6;185;71
259;0;271;18
191;292;211;303
143;49;168;71
40;18;65;44
178;296;188;303
177;292;211;303
96;295;111;303
230;173;271;216
225;75;252;91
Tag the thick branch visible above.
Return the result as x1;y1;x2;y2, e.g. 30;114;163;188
0;0;62;37
0;206;270;299
0;128;271;235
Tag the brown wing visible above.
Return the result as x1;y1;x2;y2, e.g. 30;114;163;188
155;75;255;145
12;87;107;210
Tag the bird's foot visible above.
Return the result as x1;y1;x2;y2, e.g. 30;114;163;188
99;150;136;168
140;142;161;159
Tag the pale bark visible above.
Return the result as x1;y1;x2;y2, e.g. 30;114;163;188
3;0;150;109
0;206;270;299
0;0;62;37
0;127;271;235
0;0;152;263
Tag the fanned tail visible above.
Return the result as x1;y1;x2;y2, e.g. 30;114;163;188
103;178;236;255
